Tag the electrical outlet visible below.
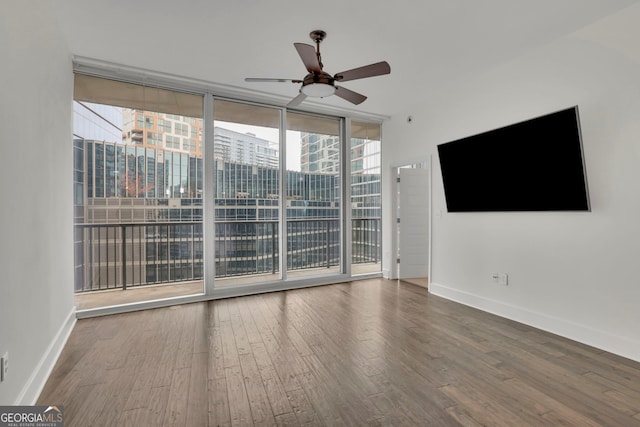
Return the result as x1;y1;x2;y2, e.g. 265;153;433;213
1;352;7;382
498;273;509;286
491;273;509;286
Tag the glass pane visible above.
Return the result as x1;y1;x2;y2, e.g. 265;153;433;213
213;100;281;286
73;75;204;310
286;112;341;278
351;121;382;274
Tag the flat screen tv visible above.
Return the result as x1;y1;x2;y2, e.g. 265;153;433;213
437;106;590;212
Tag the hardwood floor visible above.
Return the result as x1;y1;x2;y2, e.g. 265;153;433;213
39;279;640;426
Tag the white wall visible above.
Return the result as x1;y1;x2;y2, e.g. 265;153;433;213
382;5;640;362
0;1;75;404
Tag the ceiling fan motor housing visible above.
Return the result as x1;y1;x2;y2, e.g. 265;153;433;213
301;71;336;97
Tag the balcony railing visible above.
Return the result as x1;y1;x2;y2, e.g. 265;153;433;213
74;218;380;292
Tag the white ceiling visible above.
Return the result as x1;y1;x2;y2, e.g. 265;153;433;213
53;0;637;117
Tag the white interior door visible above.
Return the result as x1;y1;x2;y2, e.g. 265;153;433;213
398;167;429;279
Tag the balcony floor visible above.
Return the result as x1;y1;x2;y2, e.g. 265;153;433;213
75;263;383;310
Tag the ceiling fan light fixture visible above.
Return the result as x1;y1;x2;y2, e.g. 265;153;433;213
301;82;336;98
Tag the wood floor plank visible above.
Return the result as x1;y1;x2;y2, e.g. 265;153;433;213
208;378;231;427
294;370;350;426
175;305;197;369
147;386;172;427
162;367;191;427
367;368;454;426
274;412;299;427
220;310;241;369
249;341;293;417
444;405;484;427
248;297;306;392
368;392;416;426
261;292;314;357
123;336;168;410
151;307;186;388
490;349;640;426
500;377;603;427
60;383;105;427
238;352;278;426
119;386;170;427
94;352;145;424
602;388;640;416
186;351;209;427
192;302;209;354
37;279;640;427
439;383;529;427
300;353;385;425
224;364;253;427
284;387;322;426
119;408;148;427
207;301;226;381
227;298;252;356
237;296;265;344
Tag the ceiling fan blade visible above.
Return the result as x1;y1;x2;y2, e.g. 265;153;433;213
334;61;391;82
294;43;322;74
334;86;367;105
245;78;302;83
287;92;307;107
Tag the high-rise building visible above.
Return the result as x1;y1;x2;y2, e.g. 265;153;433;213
214;127;278;168
300;133;340;173
119;108;279;168
350;137;381;220
122;109;204;156
299;131;381;219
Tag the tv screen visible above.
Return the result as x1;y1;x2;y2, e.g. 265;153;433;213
437;106;590;212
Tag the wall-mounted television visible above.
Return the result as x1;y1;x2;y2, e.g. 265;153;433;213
437;106;590;212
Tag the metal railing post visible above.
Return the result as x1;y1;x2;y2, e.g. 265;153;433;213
326;220;330;268
374;219;379;263
271;221;276;275
121;224;127;290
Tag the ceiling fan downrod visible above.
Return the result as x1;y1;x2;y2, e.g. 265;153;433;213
310;30;326;70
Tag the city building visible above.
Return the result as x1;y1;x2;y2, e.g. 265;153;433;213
73;137;350;290
214;126;278;168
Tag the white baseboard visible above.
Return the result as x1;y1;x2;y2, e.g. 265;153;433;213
429;282;640;363
16;306;77;405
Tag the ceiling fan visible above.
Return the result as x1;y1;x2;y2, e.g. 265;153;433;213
245;30;391;107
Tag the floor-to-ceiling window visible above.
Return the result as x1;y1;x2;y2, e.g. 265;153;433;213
72;71;382;313
73;75;204;310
